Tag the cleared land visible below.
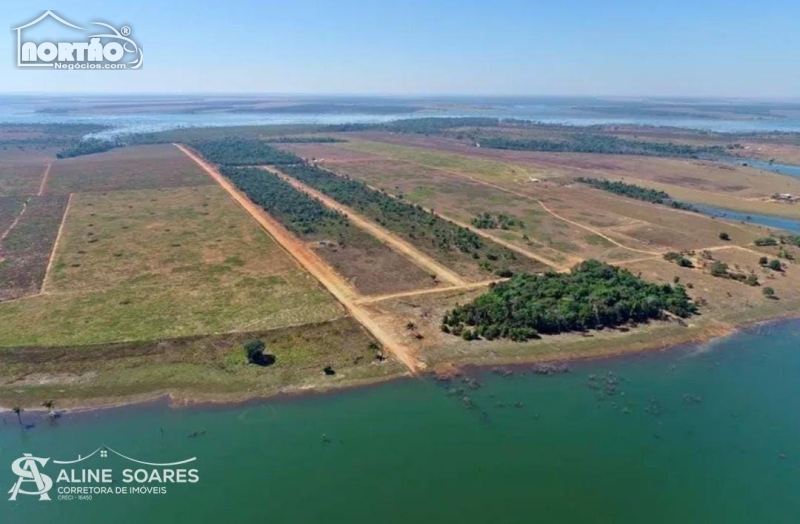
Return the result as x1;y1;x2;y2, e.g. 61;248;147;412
321;136;800;219
0;148;57;196
282;141;771;265
0;195;68;301
0;317;399;407
0;184;342;346
45;144;213;194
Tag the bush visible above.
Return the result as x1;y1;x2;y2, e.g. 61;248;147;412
754;237;778;247
763;287;776;299
759;256;769;266
242;340;275;366
768;259;783;272
718;232;731;241
709;261;729;277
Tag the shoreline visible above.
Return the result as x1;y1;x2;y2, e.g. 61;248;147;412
4;311;799;417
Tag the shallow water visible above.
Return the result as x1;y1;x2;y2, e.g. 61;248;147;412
2;320;800;523
695;204;800;233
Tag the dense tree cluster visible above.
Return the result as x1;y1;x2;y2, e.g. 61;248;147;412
480;134;727;158
191;138;301;166
471;213;524;230
56;139;119;158
575;177;699;212
221;166;347;236
442;260;697;341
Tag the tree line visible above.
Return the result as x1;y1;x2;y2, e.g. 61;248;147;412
442;260;697;341
575;177;699;212
480;134;727;158
221;166;347;236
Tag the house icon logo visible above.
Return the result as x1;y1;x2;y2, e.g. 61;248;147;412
12;10;143;70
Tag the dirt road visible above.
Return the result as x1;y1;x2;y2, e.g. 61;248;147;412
356;279;502;305
262;165;467;286
175;144;424;373
41;193;73;292
37;162;52;196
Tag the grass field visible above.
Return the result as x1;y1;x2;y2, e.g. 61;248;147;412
329;136;800;219
284;142;772;267
0;185;342;346
0;317;402;407
45;144;214;194
0;195;68;301
0;147;54;196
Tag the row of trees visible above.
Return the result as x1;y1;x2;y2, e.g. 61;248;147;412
221;166;348;236
191;138;301;166
279;162;522;271
576;177;699;212
480;134;727;158
442;260;697;341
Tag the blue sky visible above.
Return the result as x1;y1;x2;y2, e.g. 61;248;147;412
2;0;798;97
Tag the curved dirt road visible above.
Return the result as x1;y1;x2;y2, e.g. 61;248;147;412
175;144;424;373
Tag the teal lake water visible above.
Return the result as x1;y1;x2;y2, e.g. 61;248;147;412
2;320;799;523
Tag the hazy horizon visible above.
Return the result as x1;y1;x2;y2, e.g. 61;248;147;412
2;1;799;97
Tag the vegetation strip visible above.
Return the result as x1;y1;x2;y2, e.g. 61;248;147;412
575;177;699;212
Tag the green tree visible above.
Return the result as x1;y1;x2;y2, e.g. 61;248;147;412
745;273;759;286
719;232;730;241
759;256;769;266
769;259;783;272
763;287;776;299
243;340;266;364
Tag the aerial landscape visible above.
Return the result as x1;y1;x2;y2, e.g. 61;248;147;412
2;2;800;523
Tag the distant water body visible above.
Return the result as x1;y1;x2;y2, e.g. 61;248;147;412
3;319;800;523
4;99;800;138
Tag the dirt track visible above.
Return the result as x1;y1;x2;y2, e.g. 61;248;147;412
356;279;502;305
175;144;424;373
40;193;73;293
37;162;52;196
390;157;665;257
262;165;467;286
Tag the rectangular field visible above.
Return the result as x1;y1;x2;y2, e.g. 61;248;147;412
45;144;214;194
0;147;54;196
0;185;343;346
0;195;68;301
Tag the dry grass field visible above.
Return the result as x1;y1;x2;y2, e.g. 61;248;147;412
0;195;68;301
0;185;343;347
45;144;213;194
282;140;772;267
0;147;55;195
